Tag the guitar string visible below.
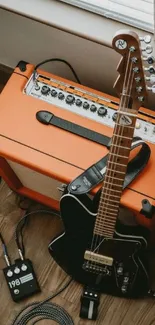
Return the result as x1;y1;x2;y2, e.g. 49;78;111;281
92;65;135;255
93;61;135;256
98;61;136;238
88;49;132;268
89;48;136;270
97;61;134;240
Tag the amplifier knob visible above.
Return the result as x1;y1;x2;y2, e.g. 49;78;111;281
41;85;50;95
66;95;75;104
76;98;82;106
112;112;118;121
98;106;107;116
83;102;90;109
58;92;65;100
90;104;97;112
51;89;57;97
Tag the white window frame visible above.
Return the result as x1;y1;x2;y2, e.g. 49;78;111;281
0;0;154;50
59;0;154;33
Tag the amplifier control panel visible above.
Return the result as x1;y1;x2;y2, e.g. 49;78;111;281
24;74;155;144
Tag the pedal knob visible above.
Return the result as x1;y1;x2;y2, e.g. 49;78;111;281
7;270;13;277
21;264;28;271
14;267;20;274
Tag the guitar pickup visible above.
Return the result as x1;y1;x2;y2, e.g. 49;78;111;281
84;250;113;266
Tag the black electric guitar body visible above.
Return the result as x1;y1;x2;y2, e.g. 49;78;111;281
49;192;149;298
49;30;151;298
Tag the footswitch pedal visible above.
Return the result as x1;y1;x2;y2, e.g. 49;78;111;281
3;259;40;302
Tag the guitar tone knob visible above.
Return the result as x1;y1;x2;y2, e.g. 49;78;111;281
117;266;123;275
121;285;127;293
123;276;129;284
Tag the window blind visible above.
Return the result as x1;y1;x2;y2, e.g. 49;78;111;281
59;0;154;32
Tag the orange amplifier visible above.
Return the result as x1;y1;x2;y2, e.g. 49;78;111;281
0;61;155;229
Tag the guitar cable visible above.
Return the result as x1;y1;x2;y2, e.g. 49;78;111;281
0;206;74;324
10;276;74;325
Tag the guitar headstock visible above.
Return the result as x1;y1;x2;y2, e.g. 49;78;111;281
112;30;154;111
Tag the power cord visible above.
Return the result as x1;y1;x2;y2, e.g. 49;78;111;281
33;58;81;84
10;277;74;325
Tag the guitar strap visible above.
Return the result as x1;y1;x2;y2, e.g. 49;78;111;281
68;137;151;195
36;110;151;195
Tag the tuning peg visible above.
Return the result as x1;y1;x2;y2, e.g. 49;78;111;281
147;85;155;93
139;35;152;44
141;45;153;54
142;55;155;64
144;66;155;74
145;74;155;84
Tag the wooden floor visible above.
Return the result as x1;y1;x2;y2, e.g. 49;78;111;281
1;75;155;325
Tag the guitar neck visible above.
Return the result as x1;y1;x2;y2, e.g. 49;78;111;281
94;100;138;238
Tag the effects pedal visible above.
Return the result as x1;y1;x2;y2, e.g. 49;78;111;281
3;258;40;302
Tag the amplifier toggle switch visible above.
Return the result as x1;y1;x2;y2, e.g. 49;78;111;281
135;121;141;129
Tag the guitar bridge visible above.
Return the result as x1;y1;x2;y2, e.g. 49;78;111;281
84;250;113;266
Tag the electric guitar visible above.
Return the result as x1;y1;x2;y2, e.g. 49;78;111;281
49;30;151;298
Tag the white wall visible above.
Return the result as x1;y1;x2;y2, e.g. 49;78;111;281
0;8;154;110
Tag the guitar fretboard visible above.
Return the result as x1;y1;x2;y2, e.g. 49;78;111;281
94;107;138;238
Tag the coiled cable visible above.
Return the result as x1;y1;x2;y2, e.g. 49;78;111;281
11;277;74;325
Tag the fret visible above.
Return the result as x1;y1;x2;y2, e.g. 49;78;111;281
100;198;120;204
111;144;130;150
98;210;118;216
94;228;115;234
106;167;126;174
117;110;137;117
103;181;123;187
100;193;121;199
94;231;113;237
105;188;122;194
102;207;118;212
105;175;124;182
95;224;115;230
97;217;117;223
107;161;127;167
109;153;128;159
99;202;119;208
113;134;133;140
116;124;135;129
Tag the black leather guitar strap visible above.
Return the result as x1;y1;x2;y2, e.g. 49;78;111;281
68;137;151;195
36;110;151;195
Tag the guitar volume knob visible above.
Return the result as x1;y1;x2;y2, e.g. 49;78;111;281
117;265;123;275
